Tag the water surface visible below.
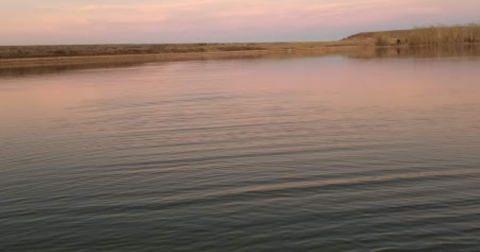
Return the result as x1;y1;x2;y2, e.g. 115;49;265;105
1;54;480;251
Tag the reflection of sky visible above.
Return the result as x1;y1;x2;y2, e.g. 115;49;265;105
2;0;480;45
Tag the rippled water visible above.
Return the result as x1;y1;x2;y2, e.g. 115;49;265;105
1;55;480;251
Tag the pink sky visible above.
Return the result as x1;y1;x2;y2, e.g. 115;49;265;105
1;0;479;45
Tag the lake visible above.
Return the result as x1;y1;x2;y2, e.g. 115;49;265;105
1;50;480;251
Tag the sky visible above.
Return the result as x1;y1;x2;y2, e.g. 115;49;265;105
1;0;479;45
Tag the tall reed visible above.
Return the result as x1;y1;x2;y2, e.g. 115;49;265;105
407;23;480;46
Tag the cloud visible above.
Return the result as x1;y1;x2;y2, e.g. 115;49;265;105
1;0;478;45
24;0;448;31
36;0;223;12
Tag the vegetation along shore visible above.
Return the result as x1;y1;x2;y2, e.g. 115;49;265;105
1;24;479;69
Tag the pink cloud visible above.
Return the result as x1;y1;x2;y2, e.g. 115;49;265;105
1;0;479;44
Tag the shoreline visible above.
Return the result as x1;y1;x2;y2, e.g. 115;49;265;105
0;44;362;69
2;44;480;73
2;23;480;70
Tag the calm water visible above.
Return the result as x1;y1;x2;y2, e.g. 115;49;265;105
1;54;480;251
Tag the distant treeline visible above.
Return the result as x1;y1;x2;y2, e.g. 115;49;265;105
376;23;480;46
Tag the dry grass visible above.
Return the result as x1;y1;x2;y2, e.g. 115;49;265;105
0;41;361;69
2;24;479;69
0;42;363;70
367;23;480;46
0;42;355;59
374;35;392;46
407;23;480;45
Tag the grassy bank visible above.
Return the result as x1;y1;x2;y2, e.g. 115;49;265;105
372;24;480;46
0;41;361;69
1;24;480;69
0;41;359;59
0;42;363;70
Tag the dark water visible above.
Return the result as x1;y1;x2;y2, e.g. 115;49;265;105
1;55;480;251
